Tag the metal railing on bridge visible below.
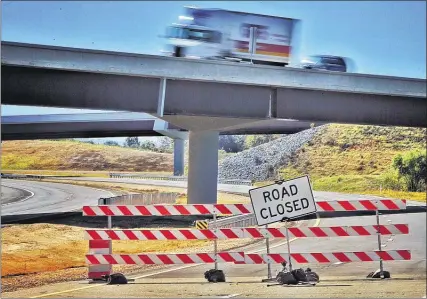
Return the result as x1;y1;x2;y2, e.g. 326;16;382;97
98;192;179;206
109;173;253;186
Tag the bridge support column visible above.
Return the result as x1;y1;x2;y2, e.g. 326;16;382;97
187;131;219;204
173;138;185;176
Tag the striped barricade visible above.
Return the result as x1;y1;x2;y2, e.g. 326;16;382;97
85;250;411;265
83;198;410;281
86;252;245;265
84;224;409;240
82;199;407;216
242;250;412;264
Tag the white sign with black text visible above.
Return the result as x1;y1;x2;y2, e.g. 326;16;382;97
249;175;317;226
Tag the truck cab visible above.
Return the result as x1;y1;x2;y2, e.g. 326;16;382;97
165;23;222;58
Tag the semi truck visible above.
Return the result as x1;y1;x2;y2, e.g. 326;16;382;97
163;7;301;67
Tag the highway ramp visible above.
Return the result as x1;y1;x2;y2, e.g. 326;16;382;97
47;176;426;207
1;179;115;216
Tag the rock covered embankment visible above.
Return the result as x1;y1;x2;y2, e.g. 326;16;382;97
218;126;325;181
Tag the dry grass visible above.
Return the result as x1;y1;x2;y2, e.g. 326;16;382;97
1;140;173;172
1;224;212;278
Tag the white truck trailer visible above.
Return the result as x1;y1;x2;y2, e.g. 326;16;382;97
164;7;301;67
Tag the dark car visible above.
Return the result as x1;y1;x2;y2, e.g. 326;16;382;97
301;55;347;72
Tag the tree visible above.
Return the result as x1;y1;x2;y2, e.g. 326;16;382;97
156;137;173;153
218;135;245;153
124;137;140;148
393;150;426;192
104;140;120;147
139;140;156;151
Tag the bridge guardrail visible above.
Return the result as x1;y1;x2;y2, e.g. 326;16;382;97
207;213;257;229
98;192;179;205
1;173;44;180
109;173;253;186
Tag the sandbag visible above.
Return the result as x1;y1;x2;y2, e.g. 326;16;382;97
306;271;320;283
367;270;390;279
276;271;298;285
291;268;308;282
204;269;226;283
102;273;128;285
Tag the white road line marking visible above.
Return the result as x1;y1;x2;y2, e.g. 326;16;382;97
1;185;35;206
221;294;241;298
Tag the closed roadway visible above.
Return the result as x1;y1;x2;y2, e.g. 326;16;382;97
0;177;425;298
1;179;115;216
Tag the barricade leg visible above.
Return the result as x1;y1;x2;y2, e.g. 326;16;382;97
368;207;391;279
262;224;275;282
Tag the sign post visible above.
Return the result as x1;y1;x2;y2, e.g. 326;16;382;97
249;176;316;276
249;175;317;226
284;220;293;272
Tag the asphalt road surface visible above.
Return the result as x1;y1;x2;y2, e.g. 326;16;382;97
0;177;425;298
1;185;33;205
1;179;115;216
3;212;425;298
47;176;426;207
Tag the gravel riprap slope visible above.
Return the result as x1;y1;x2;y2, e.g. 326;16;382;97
219;126;326;181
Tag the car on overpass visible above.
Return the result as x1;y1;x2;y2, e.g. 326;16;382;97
301;55;348;72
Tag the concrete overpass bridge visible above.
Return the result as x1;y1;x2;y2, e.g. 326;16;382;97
1;112;321;175
2;41;426;204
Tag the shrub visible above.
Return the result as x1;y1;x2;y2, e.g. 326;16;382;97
380;169;405;191
393;150;426;192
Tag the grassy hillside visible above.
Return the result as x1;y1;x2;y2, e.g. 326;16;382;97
280;124;425;178
1;140;173;173
276;124;426;201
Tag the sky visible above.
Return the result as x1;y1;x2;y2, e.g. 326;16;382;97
1;1;426;142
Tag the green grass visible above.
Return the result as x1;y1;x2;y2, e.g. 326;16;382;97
313;175;426;202
280;124;425;178
256;124;426;202
255;175;426;203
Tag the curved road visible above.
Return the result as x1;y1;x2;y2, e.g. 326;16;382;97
48;176;426;206
1;179;115;216
1;185;33;205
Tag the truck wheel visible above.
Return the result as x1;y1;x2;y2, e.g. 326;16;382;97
174;46;183;57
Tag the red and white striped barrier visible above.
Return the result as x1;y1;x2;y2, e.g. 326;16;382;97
316;199;406;212
85;250;411;265
82;199;406;216
86;252;245;265
84;224;409;240
88;240;112;279
82;204;252;216
85;228;244;240
245;224;409;238
243;250;411;264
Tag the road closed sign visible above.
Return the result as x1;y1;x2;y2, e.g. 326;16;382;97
249;175;317;226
